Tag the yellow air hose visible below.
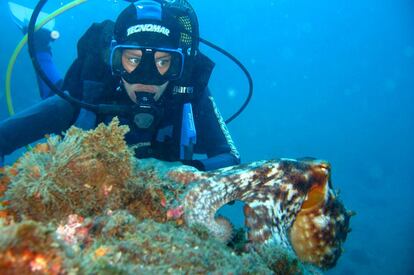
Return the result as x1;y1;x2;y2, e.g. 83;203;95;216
5;0;88;116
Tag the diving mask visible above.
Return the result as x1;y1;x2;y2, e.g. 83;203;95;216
110;44;184;85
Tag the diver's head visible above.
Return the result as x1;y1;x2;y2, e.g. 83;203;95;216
111;0;198;98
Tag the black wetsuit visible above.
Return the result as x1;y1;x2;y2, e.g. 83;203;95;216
0;22;240;171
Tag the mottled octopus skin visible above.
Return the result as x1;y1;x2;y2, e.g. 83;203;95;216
289;186;350;269
183;158;351;269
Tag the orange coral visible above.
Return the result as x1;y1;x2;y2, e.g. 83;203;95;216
0;168;12;223
32;143;50;153
0;222;64;274
167;167;205;185
0;171;8;198
94;246;110;258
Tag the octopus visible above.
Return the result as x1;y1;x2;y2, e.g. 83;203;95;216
183;158;352;269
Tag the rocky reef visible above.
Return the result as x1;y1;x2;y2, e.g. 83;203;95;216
0;118;352;274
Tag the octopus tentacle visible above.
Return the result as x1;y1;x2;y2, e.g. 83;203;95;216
184;160;310;243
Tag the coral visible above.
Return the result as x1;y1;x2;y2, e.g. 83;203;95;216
4;118;136;222
254;244;321;275
0;221;65;274
0;168;8;198
0;168;13;224
0;172;8;211
56;214;92;247
122;160;187;223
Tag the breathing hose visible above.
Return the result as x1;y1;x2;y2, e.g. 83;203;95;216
5;0;88;116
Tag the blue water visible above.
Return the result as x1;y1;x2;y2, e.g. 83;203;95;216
1;0;413;274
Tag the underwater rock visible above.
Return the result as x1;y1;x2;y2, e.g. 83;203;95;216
70;210;275;274
0;118;351;273
0;211;276;274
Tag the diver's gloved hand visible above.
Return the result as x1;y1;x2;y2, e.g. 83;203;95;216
23;27;57;53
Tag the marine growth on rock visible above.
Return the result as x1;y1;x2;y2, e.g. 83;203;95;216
0;118;352;274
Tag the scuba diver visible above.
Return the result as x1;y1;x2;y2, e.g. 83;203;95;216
0;0;241;171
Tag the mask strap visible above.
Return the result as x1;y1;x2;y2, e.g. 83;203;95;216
134;0;162;20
